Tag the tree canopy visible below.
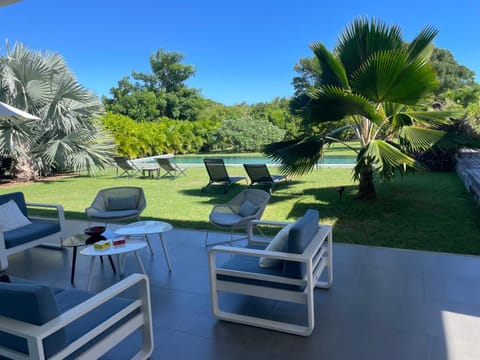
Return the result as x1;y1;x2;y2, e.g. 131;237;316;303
0;42;113;178
103;49;205;121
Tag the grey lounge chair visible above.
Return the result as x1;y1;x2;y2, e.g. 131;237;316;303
243;163;287;192
205;188;271;246
113;156;142;178
156;157;186;179
85;186;146;225
202;158;246;193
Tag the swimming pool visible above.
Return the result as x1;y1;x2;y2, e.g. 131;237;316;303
175;154;356;166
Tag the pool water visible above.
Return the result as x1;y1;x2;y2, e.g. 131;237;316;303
175;154;356;165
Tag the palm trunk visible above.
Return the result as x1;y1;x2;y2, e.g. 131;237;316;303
357;163;376;199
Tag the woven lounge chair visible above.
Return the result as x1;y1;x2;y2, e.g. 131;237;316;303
243;163;287;192
85;186;146;226
202;158;246;193
205;189;270;246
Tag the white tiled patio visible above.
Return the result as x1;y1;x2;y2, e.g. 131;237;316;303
5;219;480;360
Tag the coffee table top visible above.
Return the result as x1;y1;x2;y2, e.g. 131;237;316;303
63;230;117;247
80;239;147;257
115;220;173;236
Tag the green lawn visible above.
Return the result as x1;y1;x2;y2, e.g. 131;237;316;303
2;165;479;255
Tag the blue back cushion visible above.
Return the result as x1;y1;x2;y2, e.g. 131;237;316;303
283;209;319;279
0;192;27;216
0;282;67;357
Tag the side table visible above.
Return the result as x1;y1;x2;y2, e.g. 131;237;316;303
63;232;116;284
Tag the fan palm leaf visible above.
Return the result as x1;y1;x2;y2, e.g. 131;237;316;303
264;135;327;176
336;17;403;78
350;50;438;104
406;26;438;61
309;42;349;88
399;126;446;152
355;139;420;180
306;86;382;124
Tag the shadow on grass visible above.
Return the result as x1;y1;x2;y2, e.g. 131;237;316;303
179;179;305;205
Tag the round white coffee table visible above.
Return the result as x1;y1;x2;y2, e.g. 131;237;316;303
80;239;147;291
115;220;173;271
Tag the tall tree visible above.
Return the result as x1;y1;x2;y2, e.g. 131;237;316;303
430;48;476;97
265;18;480;199
104;49;204;121
0;42;114;178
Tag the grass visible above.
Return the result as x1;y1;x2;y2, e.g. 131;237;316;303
1;165;479;255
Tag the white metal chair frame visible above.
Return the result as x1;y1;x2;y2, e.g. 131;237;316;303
209;220;333;336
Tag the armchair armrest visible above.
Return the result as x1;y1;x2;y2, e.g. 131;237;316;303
26;202;65;223
0;274;153;360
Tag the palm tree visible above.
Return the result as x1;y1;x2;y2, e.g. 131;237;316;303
0;42;114;179
265;18;478;199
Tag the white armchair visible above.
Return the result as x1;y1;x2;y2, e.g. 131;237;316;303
0;274;153;359
208;210;333;336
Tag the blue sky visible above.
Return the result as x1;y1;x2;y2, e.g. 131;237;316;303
0;0;479;105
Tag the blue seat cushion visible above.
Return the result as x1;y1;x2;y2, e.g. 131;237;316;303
217;245;304;291
209;212;244;226
284;209;319;279
54;288;139;360
89;209;139;220
0;282;67;358
4;221;61;249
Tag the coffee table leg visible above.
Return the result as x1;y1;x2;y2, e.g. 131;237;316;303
159;233;172;272
116;254;124;276
134;250;146;274
107;255;116;273
144;234;154;255
87;257;95;291
71;247;78;284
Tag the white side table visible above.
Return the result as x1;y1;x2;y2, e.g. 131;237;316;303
115;220;173;271
80;239;147;291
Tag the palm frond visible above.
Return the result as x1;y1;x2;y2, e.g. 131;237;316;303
306;85;382;124
1;42;51;111
399;126;446;152
403;111;461;127
354;139;420;180
406;26;438;62
263;135;327;176
351;50;438;104
0;119;36;158
309;42;349;88
336;17;403;78
32;128;114;175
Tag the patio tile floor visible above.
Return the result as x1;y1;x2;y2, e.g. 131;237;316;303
5;220;480;360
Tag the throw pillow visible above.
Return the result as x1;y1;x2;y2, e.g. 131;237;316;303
0;199;32;232
259;223;293;268
238;200;259;217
